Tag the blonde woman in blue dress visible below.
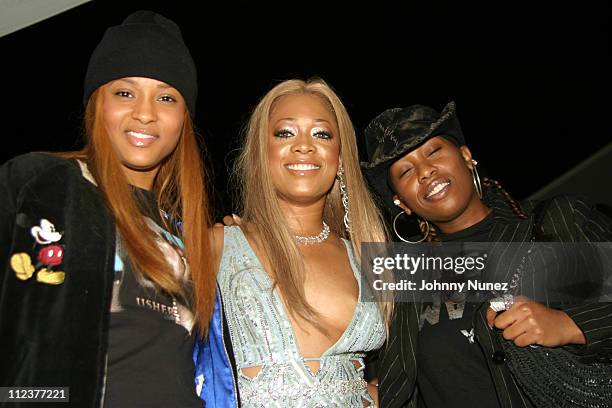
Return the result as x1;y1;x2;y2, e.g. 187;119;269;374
211;79;391;407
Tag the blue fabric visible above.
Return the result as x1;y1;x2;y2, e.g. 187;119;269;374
193;290;237;408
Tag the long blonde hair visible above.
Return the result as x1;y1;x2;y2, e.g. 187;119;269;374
60;87;216;337
234;78;393;329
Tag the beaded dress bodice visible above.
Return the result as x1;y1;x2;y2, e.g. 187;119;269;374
217;226;386;407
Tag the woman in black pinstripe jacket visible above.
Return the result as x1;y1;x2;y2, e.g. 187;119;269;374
360;102;612;408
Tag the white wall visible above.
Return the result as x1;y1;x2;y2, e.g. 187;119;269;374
0;0;92;38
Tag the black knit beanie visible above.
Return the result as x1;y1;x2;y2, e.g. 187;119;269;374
83;10;197;116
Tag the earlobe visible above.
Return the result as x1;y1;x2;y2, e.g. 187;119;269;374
392;195;412;215
460;146;474;168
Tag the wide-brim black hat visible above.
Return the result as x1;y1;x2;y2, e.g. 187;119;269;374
360;102;464;209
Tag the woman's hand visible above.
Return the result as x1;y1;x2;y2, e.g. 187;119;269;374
214;214;242;227
366;378;378;407
486;296;586;347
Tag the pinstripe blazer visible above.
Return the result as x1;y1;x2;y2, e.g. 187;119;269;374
378;191;612;408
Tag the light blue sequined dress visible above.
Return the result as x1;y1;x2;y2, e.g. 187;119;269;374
217;226;386;407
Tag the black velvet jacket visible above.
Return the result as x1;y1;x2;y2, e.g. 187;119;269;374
377;190;612;408
0;153;116;407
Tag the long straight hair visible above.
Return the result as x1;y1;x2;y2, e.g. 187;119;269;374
61;88;215;336
234;78;393;330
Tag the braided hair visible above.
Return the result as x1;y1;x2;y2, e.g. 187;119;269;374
417;177;527;242
482;178;528;219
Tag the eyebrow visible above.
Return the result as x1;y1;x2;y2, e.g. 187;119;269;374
116;78;136;85
276;117;333;124
114;78;172;89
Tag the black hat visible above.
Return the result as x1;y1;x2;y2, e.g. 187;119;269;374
83;10;197;116
361;102;465;207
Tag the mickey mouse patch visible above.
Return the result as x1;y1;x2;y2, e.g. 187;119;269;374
10;218;66;285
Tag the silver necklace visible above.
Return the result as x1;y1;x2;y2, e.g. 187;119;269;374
294;221;330;245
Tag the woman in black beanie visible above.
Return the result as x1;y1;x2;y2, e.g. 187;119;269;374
0;10;231;407
361;102;612;408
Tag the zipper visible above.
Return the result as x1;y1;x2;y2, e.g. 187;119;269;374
217;285;239;407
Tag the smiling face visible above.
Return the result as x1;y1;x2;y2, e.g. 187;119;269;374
101;77;186;189
267;93;341;205
389;136;481;227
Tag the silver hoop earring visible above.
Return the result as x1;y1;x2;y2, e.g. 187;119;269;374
471;159;483;199
337;165;352;233
393;211;430;244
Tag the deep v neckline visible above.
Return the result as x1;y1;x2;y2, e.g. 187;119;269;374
231;226;363;361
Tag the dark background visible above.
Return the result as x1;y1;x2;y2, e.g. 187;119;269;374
1;1;609;220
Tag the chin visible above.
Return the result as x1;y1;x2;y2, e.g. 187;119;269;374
422;202;462;222
123;159;162;172
277;189;328;204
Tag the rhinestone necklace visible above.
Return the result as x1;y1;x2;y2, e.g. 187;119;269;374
294;221;330;245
